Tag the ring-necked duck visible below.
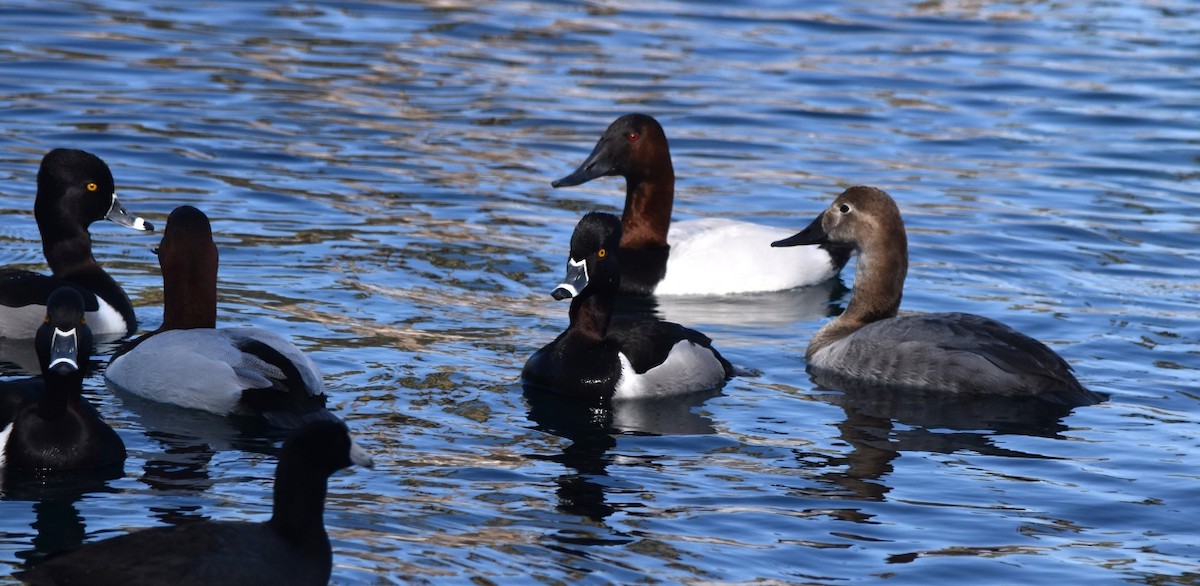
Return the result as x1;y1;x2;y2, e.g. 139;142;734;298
105;206;337;427
16;420;373;586
1;149;153;339
552;114;851;295
0;287;126;474
773;186;1103;406
523;212;733;398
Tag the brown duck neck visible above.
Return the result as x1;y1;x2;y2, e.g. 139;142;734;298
808;227;908;359
159;247;218;331
620;162;673;251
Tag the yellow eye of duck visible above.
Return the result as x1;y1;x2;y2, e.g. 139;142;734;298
597;248;607;258
86;182;98;192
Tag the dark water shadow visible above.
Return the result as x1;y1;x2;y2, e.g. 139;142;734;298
0;336;40;376
613;277;848;327
116;392;287;525
2;398;286;571
1;468;123;569
806;381;1084;502
522;386;719;544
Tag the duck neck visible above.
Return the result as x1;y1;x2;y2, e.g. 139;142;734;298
810;232;908;358
159;250;218;331
268;458;330;550
37;373;81;420
567;288;615;341
35;214;98;278
621;161;673;250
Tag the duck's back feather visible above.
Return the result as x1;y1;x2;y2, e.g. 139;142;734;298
607;318;731;375
810;312;1102;405
16;521;330;586
609;319;732;399
106;327;326;417
656;218;839;295
521;319;732;399
0;271;98;338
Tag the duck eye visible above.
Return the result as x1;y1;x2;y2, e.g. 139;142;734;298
838;204;851;214
597;248;607;258
627;132;639;143
86;182;98;192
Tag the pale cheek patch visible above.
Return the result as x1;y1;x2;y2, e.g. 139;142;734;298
0;422;12;469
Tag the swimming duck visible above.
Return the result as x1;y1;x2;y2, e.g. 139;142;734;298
522;212;733;399
104;206;336;427
15;420;373;586
0;149;153;339
552;114;851;296
0;287;126;474
772;186;1103;406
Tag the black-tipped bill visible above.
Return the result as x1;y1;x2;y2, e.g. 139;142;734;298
105;194;155;232
772;211;828;248
48;327;80;374
551;139;617;188
551;258;589;300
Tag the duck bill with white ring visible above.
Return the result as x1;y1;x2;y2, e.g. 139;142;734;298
105;194;155;232
47;326;80;376
771;211;829;248
551;258;589;300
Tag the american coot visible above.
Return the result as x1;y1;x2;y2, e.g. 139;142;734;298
105;206;336;428
772;186;1103;406
522;212;733;398
0;149;154;339
552;114;851;295
16;420;374;586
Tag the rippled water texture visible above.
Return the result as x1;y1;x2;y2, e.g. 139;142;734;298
1;1;1198;584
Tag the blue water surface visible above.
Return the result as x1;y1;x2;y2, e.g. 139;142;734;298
1;1;1198;584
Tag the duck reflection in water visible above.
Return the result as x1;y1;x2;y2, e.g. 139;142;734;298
124;393;293;526
613;277;848;328
770;186;1104;505
6;493;107;570
806;383;1083;505
3;463;117;571
523;384;720;534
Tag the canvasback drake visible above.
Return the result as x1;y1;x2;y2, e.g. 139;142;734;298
104;206;337;427
0;287;126;474
773;186;1103;406
16;420;373;586
552;114;851;296
522;212;733;399
0;149;154;339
